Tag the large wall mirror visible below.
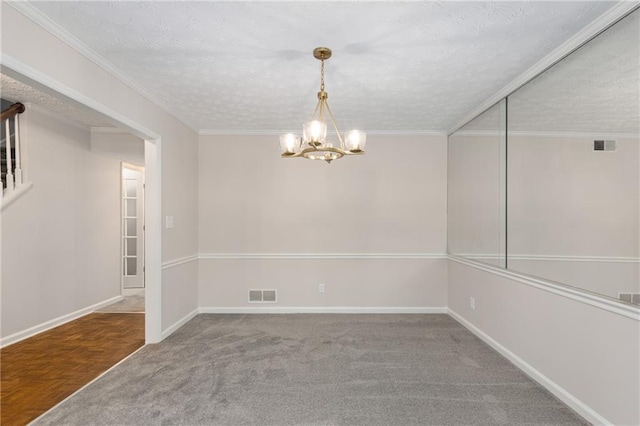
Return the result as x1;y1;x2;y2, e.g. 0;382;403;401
448;101;506;268
507;8;639;301
448;8;639;304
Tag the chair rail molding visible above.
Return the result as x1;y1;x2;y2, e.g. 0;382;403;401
449;255;640;321
161;254;199;270
198;253;448;260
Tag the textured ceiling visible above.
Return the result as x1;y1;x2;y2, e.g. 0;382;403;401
0;73;113;128
23;1;622;132
508;8;639;134
459;8;639;134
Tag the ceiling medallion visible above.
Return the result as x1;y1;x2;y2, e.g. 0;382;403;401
279;47;366;164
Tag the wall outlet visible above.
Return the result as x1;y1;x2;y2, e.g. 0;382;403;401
319;283;325;294
470;297;476;310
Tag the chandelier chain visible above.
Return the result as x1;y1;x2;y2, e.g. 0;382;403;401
320;59;325;92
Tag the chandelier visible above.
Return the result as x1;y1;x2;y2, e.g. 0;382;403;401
279;47;366;164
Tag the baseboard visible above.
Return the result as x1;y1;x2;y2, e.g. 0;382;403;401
158;307;447;340
447;308;610;426
199;253;448;259
0;295;124;348
160;308;199;340
199;307;448;314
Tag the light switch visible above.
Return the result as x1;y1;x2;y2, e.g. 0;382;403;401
165;215;174;229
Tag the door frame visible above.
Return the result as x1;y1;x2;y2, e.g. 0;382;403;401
3;57;164;344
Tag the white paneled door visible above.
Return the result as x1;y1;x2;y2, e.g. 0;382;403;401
122;164;145;289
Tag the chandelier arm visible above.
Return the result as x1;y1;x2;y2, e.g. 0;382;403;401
319;98;325;123
323;100;345;149
310;98;322;122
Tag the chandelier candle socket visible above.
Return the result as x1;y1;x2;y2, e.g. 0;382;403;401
279;47;366;164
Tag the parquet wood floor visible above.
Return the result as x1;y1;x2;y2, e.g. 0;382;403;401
1;313;144;426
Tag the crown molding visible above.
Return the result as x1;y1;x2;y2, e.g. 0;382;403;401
199;130;298;136
7;1;199;133
510;131;639;139
452;130;639;139
199;129;448;137
447;2;640;135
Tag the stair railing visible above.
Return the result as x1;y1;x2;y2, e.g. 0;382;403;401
1;102;25;197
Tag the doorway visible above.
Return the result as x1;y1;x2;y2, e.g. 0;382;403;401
2;63;162;343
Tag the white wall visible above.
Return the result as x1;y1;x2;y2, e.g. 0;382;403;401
508;135;639;257
508;135;639;298
1;4;200;340
448;131;639;299
448;260;640;426
447;131;639;423
447;133;504;265
199;258;447;310
507;258;638;298
1;108;121;339
91;129;145;166
4;5;637;425
198;134;448;310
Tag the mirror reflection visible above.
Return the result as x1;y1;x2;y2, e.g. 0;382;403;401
448;100;506;268
506;9;639;302
447;9;639;304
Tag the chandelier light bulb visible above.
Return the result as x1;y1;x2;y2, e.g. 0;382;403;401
303;120;327;146
344;130;366;153
279;133;300;155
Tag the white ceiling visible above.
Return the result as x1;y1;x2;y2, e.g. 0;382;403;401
508;8;639;134
0;73;113;128
20;1;623;132
460;8;639;134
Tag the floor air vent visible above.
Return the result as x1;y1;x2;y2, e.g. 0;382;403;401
249;289;277;303
619;293;640;305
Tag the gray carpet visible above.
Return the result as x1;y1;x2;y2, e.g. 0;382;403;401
35;314;587;425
